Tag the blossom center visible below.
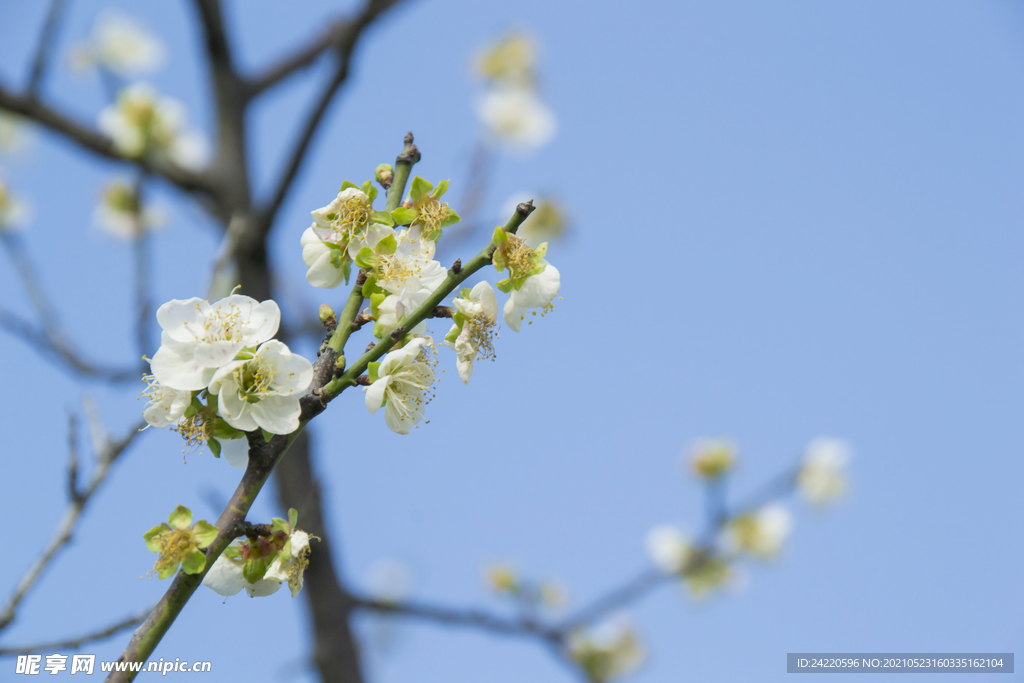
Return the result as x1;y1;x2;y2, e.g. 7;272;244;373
198;301;246;343
233;357;276;401
414;198;453;241
466;314;497;361
324;194;371;245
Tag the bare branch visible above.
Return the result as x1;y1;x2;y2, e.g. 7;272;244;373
0;607;151;656
559;569;668;634
0;234;145;383
0;84;212;196
27;0;67;96
0;413;145;632
257;0;405;233
245;0;404;100
350;594;563;644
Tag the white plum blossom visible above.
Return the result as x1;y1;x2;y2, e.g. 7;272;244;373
0;112;32;155
201;542;282;598
478;87;557;152
302;186;394;288
797;437;851;505
140;374;192;429
688;438;737;479
373;226;446;295
0;177;28;232
503;260;560;332
208;340;313;435
366;559;415;603
92;179;164;239
364;337;435;434
566;615;645;682
375;279;435;338
98;83;208;169
476;33;536;87
70;10;166;76
444;281;499;384
725;504;792;559
264;530;312;598
645;525;692;574
150;294;280;391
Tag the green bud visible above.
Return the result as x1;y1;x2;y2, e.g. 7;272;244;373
319;303;336;324
375;163;394;187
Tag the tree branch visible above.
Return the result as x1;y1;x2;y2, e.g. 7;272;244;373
0;607;151;656
350;594;562;644
27;0;67;96
244;0;404;100
0;233;145;383
257;0;405;234
0;85;212;196
0;410;145;632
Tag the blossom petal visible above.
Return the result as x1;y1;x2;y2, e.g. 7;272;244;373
202;555;245;596
364;377;388;414
244;577;283;597
219;436;249;470
151;332;214;390
250;395;301;435
156;298;205;343
217;387;259;432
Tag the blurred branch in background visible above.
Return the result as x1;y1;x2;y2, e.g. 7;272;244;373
0;399;145;632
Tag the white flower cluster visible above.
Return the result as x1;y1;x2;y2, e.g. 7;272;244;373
475;33;556;152
98;83;207;169
70;10;166;76
141;294;313;467
644;438;852;597
566;615;645;682
301;179;561;435
92;179;165;239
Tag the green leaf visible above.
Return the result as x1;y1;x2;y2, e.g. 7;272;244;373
409;176;433;204
371;210;395;227
243;558;268;585
495;278;514;294
157;562;178;580
262;429;274;443
390;207;417;225
211;418;244;440
444;325;461;345
341;258;352;285
367;361;381;384
376;233;397;255
355;247;376;270
362;275;381;299
168;505;192;530
362;180;377;202
459;287;472;299
208;437;221;458
369;292;386;317
439;209;461;228
492;250;507;273
535;242;548;258
492;226;509;245
288;508;298;530
339;180;359;192
192;521;219;548
181;549;206;575
143;525;169;553
184;395;203;419
271;517;289;534
431;178;450;199
223;544;243;560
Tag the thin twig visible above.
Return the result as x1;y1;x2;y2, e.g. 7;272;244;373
257;0;404;234
27;0;67;96
0;412;146;632
350;594;563;644
0;607;152;656
0;235;145;383
131;177;153;357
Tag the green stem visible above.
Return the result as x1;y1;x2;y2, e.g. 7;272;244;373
328;275;366;357
385;134;419;211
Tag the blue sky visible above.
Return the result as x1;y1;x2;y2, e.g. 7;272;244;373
1;1;1021;681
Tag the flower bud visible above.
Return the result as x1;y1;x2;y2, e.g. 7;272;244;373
375;163;394;189
318;303;336;326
